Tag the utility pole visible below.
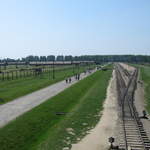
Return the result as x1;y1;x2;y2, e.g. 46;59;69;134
49;64;50;79
53;60;55;79
78;63;80;74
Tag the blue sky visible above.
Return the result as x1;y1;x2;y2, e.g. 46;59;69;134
0;0;150;58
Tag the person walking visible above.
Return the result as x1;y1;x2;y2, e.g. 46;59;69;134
69;77;72;83
65;78;68;83
77;74;80;80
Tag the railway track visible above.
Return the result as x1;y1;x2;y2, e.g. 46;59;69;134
115;64;150;150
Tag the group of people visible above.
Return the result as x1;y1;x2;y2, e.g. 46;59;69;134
75;73;80;80
65;77;72;83
65;68;95;84
65;73;81;84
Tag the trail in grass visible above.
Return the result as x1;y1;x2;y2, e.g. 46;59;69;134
0;69;96;128
0;66;112;150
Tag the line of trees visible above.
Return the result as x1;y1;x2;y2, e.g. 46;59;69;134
0;55;150;63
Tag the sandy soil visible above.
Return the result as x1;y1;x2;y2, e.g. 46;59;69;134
0;69;96;128
134;72;150;139
119;63;135;73
71;70;119;150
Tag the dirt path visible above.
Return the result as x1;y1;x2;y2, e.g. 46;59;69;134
0;69;96;128
71;70;118;150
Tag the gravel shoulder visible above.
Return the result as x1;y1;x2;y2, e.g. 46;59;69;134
0;70;96;128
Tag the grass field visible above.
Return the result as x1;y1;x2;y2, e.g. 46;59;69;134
0;65;75;73
0;65;90;104
138;65;150;113
0;66;112;150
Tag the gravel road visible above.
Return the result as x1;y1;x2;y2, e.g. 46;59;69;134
0;69;96;128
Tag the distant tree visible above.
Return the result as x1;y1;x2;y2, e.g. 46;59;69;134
40;56;47;61
73;56;79;61
25;55;35;62
34;56;40;61
64;55;72;61
47;55;55;61
1;55;150;64
6;58;15;62
56;55;64;61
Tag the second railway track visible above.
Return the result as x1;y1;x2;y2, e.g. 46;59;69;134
115;64;150;150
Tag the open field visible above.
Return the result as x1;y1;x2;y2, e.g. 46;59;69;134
0;65;76;73
0;67;97;127
0;64;87;80
0;66;112;150
0;65;93;104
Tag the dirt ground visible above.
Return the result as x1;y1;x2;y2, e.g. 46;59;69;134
119;63;135;73
71;70;119;150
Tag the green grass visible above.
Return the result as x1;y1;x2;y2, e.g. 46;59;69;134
0;65;75;73
137;65;150;113
0;66;112;150
0;66;88;104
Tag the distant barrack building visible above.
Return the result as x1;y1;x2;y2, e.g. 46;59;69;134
0;61;95;66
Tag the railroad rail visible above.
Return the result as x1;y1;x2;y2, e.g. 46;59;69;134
115;64;150;150
117;64;131;77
